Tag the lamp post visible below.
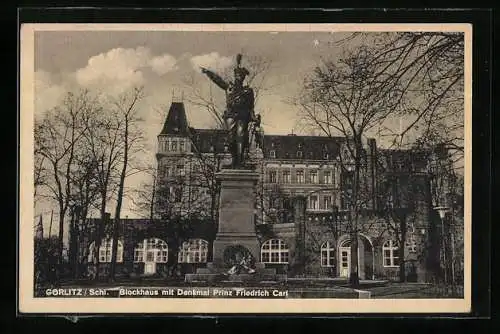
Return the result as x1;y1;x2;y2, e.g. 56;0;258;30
434;206;450;287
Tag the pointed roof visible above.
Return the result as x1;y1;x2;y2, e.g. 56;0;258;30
159;102;189;136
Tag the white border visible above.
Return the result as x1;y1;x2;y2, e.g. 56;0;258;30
19;23;472;314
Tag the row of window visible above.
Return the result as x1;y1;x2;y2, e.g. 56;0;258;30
307;195;333;210
89;238;401;268
161;164;185;178
269;194;335;211
268;150;332;160
267;170;335;184
88;239;209;264
160;139;188;153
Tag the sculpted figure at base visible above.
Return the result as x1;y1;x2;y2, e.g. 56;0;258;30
201;54;262;168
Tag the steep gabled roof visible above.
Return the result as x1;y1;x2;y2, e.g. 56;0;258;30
263;134;343;161
159;102;189;136
189;128;228;154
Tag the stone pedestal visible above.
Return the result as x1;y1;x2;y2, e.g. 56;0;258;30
212;169;260;267
185;168;283;283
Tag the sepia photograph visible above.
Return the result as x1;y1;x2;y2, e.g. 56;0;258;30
19;23;471;314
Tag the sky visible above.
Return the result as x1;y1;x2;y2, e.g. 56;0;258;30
33;30;360;237
34;30;351;133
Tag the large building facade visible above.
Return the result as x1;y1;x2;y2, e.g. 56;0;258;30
82;101;460;283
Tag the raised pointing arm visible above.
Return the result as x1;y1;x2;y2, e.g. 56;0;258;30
200;67;229;91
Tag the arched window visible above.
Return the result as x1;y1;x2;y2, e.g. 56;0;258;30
178;239;209;263
134;238;168;263
382;240;400;267
88;239;123;263
261;239;289;264
321;241;335;267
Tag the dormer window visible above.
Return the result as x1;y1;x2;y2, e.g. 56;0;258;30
323;152;329;160
296;151;303;158
269;150;276;158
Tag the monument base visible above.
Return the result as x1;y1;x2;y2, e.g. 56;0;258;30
185;262;283;283
184;168;286;283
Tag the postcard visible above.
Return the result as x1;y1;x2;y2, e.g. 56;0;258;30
19;22;471;314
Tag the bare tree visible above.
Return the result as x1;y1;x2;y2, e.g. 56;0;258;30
34;89;98;263
108;86;146;281
345;32;465;165
297;31;464;286
130;165;159;222
81;95;123;280
34;121;47;201
297;44;409;286
67;153;100;279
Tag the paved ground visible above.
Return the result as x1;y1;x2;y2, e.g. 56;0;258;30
363;283;464;298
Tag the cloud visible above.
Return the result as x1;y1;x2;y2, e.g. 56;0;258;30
190;52;233;73
150;54;177;75
75;47;177;94
34;70;66;114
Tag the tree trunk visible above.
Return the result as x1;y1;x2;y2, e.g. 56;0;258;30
68;210;78;279
110;119;129;281
58;210;65;264
349;140;362;287
95;194;107;281
349;209;360;287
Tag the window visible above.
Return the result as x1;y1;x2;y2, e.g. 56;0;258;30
171;140;177;151
321;241;335;267
164;167;172;177
324;171;332;184
323;152;329;160
310;170;318;184
261;239;289;264
177;164;185;176
406;237;417;253
269;150;276;158
164;140;170;152
88;239;123;263
296;151;303;158
309;195;319;210
174;187;182;202
323;195;332;210
134;238;168;263
282;171;291;183
382;240;400;267
296;170;304;184
178;239;209;263
179;141;185;152
269;171;277;183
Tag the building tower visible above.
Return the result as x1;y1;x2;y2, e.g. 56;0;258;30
155;98;192;218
